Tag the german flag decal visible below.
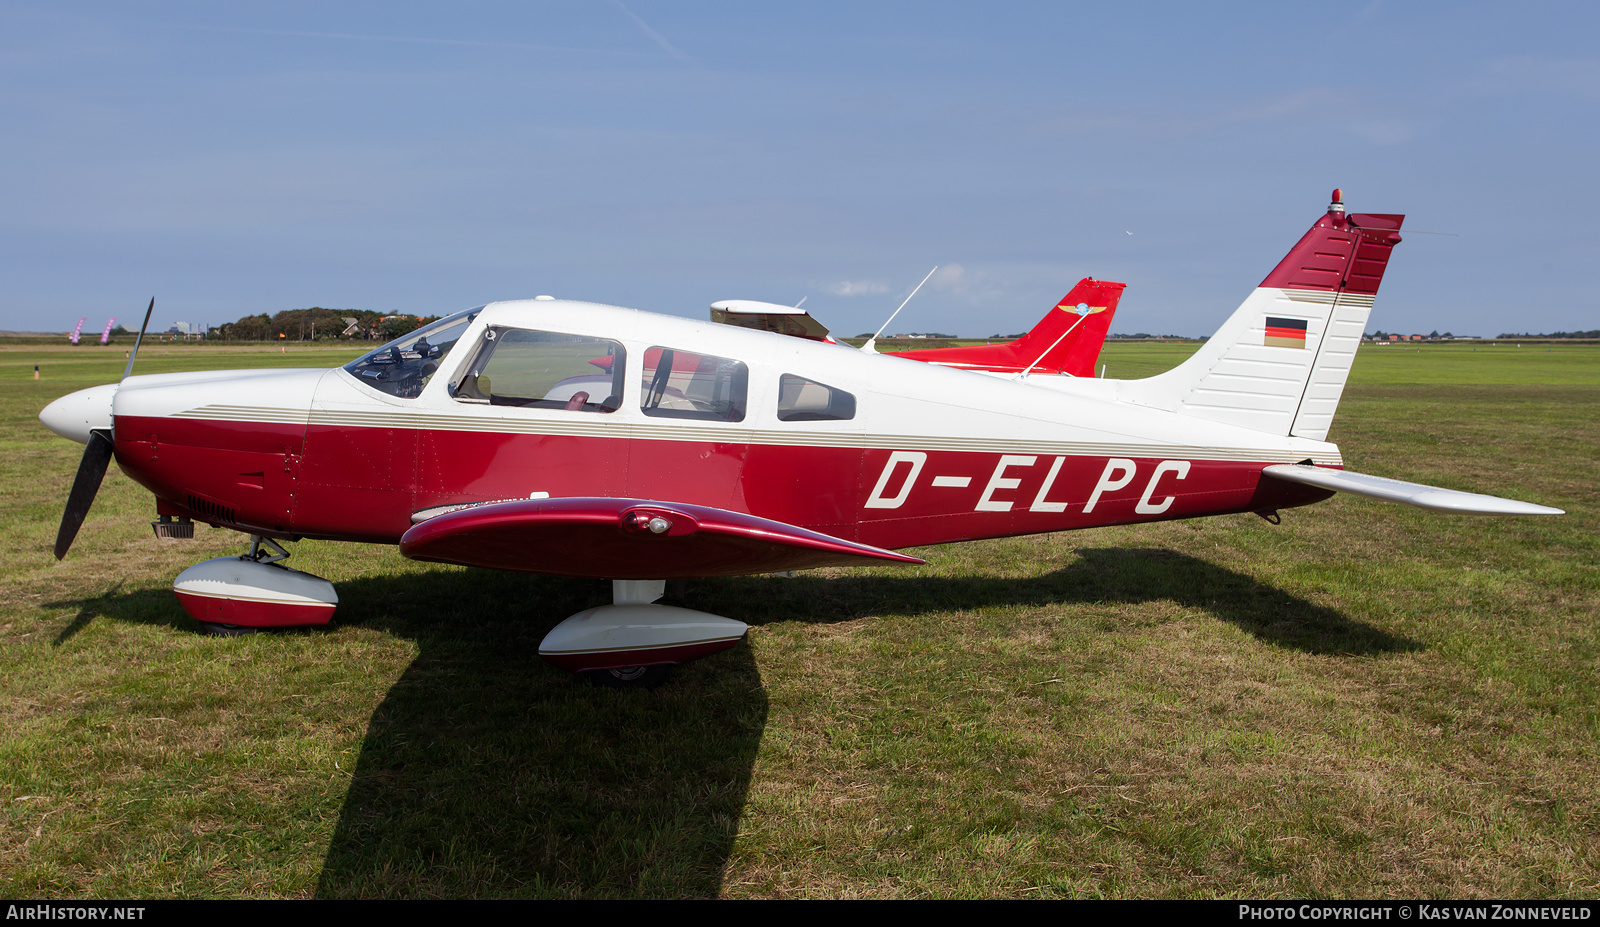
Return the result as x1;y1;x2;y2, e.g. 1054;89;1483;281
1264;316;1308;349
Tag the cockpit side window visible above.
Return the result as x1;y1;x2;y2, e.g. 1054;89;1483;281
450;328;625;413
639;347;747;422
777;374;856;422
343;308;480;399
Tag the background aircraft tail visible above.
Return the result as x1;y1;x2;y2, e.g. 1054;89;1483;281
893;278;1125;377
1117;191;1403;441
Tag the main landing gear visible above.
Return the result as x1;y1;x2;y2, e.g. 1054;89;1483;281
171;535;338;636
172;540;744;690
537;580;748;689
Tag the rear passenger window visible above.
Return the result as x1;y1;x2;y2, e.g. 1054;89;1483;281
640;347;747;422
777;374;855;422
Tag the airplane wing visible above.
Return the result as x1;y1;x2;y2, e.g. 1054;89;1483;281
1261;464;1563;516
400;497;926;579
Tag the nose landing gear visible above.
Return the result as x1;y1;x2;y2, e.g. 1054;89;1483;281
173;535;338;636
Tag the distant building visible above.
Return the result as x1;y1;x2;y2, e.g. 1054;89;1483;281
163;321;208;341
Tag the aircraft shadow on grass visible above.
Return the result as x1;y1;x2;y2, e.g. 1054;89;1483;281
47;546;1417;898
710;546;1421;656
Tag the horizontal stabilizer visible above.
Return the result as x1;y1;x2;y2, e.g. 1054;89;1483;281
401;497;925;579
1262;464;1563;516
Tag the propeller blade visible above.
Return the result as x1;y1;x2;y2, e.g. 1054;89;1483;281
53;297;150;559
54;430;115;560
121;297;154;382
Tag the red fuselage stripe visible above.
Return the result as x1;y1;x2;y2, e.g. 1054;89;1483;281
113;416;1335;552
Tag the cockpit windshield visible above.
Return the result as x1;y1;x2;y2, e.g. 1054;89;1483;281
343;308;481;398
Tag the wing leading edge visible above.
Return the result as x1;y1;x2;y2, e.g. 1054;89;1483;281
399;497;925;579
1262;464;1563;516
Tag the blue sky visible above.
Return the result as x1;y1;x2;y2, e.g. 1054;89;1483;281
2;1;1596;338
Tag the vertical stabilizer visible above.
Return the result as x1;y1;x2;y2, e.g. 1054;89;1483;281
1118;191;1403;440
892;278;1126;377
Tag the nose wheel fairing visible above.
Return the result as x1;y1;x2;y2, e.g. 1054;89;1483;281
172;541;337;631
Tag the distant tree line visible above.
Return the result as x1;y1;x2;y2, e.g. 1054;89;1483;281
852;332;959;339
1369;330;1457;340
212;308;439;342
1496;330;1600;339
1367;330;1453;340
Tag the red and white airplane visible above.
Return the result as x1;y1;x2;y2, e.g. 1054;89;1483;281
39;191;1561;687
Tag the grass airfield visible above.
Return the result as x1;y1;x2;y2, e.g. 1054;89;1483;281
0;339;1595;899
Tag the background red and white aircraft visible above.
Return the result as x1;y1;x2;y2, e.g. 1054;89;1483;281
709;276;1125;379
887;277;1125;378
39;191;1561;687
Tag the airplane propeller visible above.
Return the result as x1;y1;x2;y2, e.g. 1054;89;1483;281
53;297;154;560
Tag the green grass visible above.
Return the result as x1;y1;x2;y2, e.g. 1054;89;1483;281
0;340;1595;898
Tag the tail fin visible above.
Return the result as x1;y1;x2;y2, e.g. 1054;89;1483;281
1118;191;1403;440
891;278;1126;377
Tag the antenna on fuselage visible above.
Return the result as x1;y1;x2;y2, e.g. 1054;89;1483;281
122;297;154;381
861;266;938;354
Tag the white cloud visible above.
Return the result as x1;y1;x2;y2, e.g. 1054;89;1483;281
825;280;890;297
929;263;1001;298
1473;56;1600;100
930;263;966;290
